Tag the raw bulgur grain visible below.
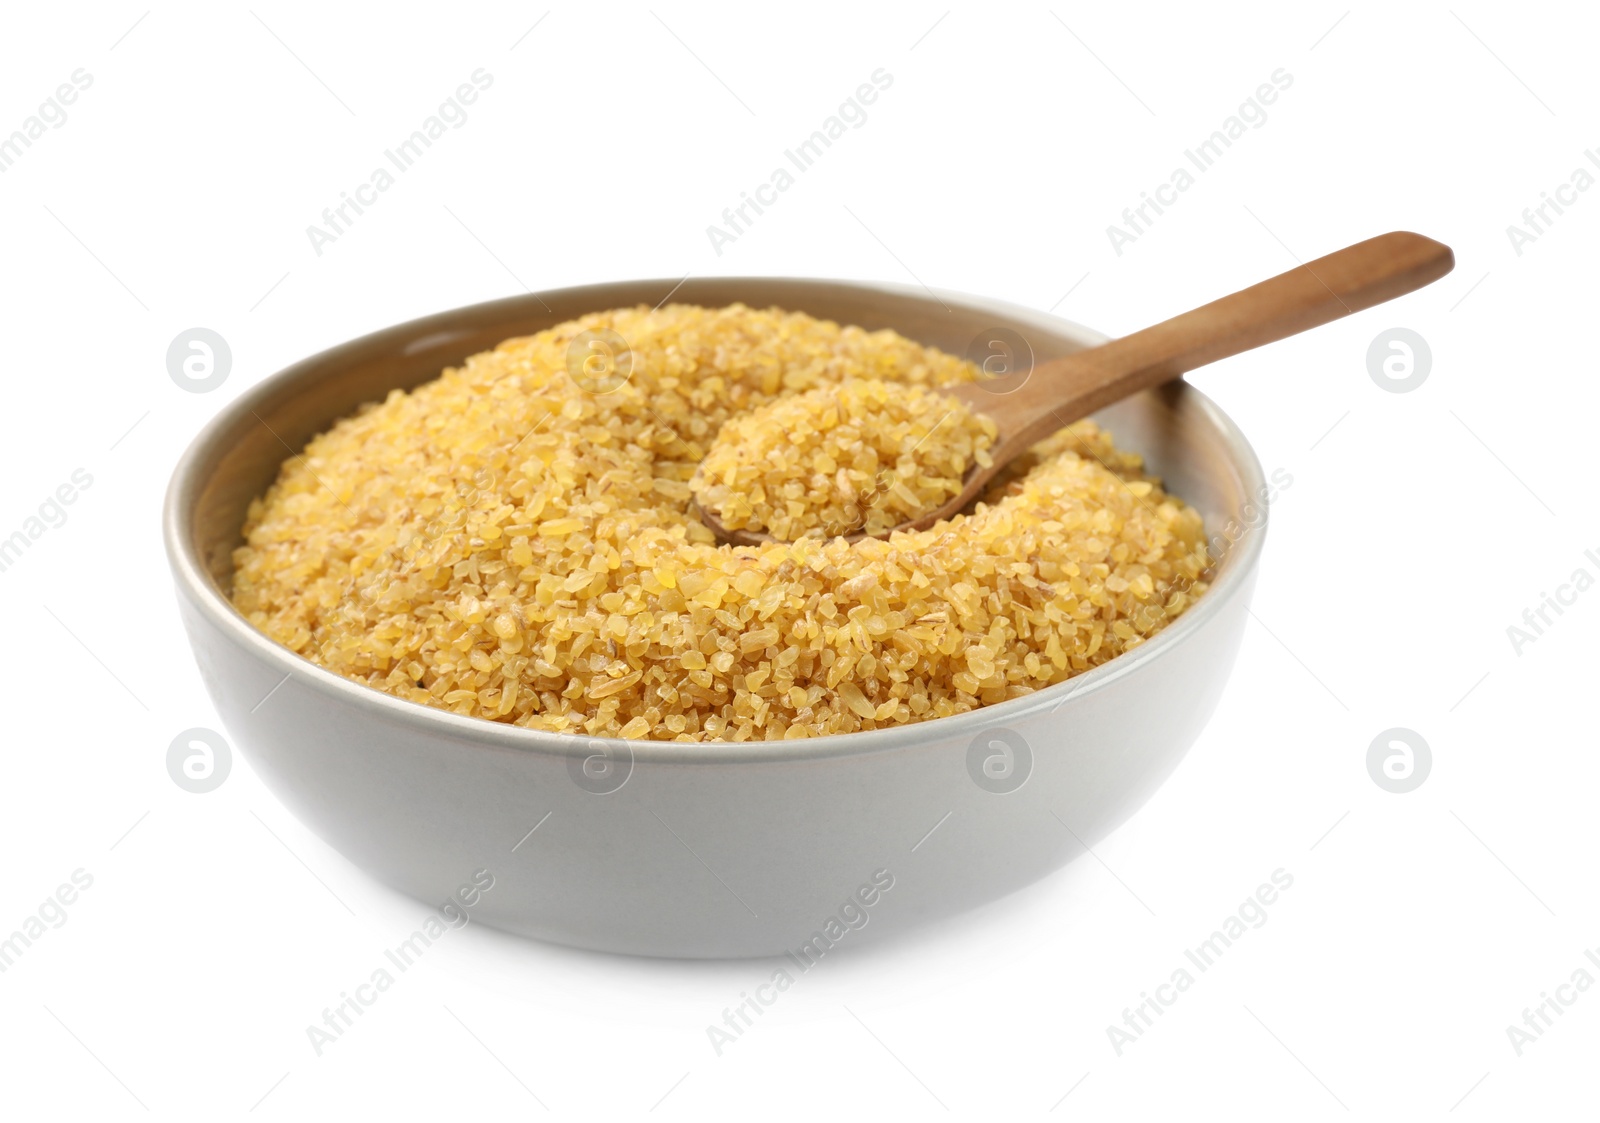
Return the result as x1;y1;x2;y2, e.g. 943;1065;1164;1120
230;303;1211;741
691;378;996;540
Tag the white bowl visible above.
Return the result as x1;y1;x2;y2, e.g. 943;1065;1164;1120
164;278;1265;958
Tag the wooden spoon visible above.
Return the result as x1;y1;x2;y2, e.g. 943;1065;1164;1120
700;230;1454;546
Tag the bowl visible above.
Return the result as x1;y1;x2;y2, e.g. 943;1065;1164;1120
164;278;1266;958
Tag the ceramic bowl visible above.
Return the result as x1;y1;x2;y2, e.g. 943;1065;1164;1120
163;278;1265;958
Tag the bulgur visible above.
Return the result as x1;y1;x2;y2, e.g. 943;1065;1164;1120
231;303;1211;741
691;378;996;540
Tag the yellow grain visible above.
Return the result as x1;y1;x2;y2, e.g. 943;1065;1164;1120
691;378;996;540
230;303;1210;741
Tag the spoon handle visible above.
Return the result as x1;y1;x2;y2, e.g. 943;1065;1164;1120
967;231;1455;455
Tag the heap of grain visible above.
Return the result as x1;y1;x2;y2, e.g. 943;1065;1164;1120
231;303;1210;741
691;378;996;540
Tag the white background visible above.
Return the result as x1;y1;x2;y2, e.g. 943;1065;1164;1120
0;1;1594;1118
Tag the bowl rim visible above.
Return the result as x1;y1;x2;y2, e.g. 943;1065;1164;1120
164;277;1267;766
